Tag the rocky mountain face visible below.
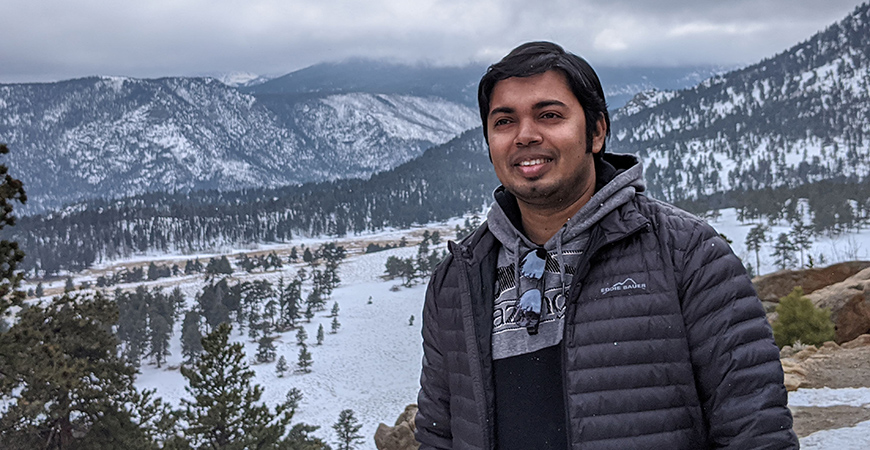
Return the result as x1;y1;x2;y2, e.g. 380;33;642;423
0;75;478;214
610;2;870;204
0;57;723;215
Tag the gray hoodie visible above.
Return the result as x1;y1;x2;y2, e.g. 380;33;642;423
487;158;645;360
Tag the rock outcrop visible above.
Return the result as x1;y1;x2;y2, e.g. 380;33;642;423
375;404;420;450
806;267;870;343
753;261;870;304
780;334;870;391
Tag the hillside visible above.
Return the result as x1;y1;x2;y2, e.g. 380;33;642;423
610;2;870;204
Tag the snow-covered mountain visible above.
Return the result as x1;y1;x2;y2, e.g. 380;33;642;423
610;2;870;203
0;76;479;213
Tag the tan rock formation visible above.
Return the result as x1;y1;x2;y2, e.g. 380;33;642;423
841;334;870;349
806;267;870;343
781;358;807;391
375;404;420;450
793;345;819;361
753;261;870;303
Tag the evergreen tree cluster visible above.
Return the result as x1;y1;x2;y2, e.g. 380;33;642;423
116;286;186;368
731;181;870;236
0;293;331;449
384;230;445;287
236;251;284;273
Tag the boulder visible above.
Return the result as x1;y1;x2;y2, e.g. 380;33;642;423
806;267;870;344
375;404;420;450
753;261;870;303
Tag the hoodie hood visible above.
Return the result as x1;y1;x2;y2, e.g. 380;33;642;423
487;153;645;254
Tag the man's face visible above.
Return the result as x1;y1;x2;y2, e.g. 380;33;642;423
486;70;605;213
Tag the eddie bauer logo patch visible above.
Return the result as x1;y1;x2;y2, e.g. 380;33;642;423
600;277;647;295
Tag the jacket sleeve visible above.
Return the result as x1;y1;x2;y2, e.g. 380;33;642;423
415;272;453;449
674;219;799;449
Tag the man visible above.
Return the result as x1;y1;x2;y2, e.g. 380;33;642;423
415;41;798;449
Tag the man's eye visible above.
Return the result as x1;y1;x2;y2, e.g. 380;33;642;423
494;118;511;126
541;112;560;119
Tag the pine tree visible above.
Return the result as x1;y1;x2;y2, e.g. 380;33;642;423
148;313;172;368
304;302;315;323
330;301;340;317
332;409;364;450
790;219;814;268
256;335;277;364
116;287;150;367
35;282;44;297
316;324;325;345
279;277;302;329
772;287;836;348
745;224;769;275
264;299;278;331
409;315;415;326
0;143;26;317
0;293;171;449
147;289;176;368
276;355;289;377
771;232;798;270
205;256;233;276
331;316;340;334
64;276;75;293
297;344;313;373
296;327;308;346
147;262;160;280
181;309;204;364
285;424;330;450
178;323;294;449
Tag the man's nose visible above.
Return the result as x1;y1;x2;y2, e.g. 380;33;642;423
515;119;542;147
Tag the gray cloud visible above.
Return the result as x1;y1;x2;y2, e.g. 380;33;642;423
0;0;864;82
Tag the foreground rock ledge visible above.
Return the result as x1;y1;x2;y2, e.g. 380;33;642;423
781;334;870;391
375;404;420;450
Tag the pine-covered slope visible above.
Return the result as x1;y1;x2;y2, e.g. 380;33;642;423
11;128;496;275
0;76;479;214
610;2;870;203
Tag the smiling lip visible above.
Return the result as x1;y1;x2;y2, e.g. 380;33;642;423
517;158;551;167
513;157;553;178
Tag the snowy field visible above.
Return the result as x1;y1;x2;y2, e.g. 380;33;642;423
789;388;870;449
22;208;870;448
136;244;429;448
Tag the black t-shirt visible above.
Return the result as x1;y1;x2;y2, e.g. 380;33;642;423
494;344;567;449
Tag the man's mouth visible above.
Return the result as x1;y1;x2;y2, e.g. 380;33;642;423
517;158;552;167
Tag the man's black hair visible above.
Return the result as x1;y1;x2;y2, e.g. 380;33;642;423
478;41;610;154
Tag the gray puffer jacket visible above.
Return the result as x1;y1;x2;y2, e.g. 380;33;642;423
415;156;797;449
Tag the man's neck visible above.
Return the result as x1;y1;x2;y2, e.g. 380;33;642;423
518;189;594;245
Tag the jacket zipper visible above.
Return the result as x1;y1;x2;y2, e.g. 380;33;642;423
454;243;495;450
561;220;650;446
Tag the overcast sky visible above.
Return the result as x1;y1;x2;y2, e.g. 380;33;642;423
1;0;866;83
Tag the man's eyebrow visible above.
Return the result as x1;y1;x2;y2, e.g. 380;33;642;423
489;106;514;118
533;100;567;109
488;100;568;118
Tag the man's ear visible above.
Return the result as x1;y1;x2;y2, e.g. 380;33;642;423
591;117;607;154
